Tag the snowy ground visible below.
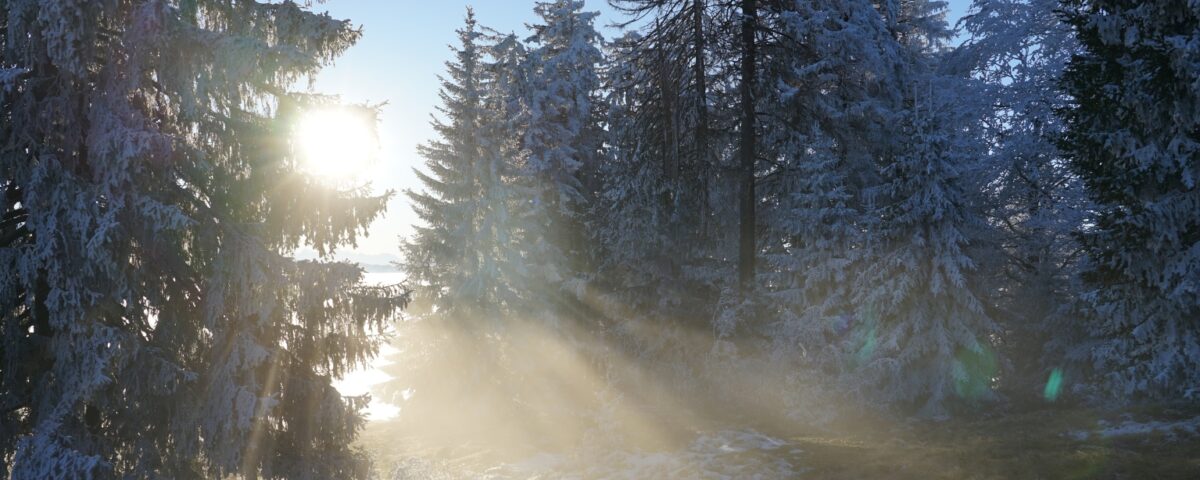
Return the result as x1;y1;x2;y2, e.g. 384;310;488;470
388;429;804;479
489;430;802;479
367;407;1200;479
1070;415;1200;441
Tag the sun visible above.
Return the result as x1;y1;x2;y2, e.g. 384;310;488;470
295;107;378;181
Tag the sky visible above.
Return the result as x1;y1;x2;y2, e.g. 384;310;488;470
305;0;974;261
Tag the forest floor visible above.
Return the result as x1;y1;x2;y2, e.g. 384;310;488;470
361;403;1200;479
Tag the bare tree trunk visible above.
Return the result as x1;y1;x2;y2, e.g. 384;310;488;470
693;0;711;235
659;34;680;185
737;0;757;291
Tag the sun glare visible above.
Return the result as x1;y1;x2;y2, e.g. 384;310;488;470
295;107;378;181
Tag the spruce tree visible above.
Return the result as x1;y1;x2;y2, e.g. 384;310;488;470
522;0;605;318
597;29;722;319
392;10;532;434
595;0;736;324
1061;0;1200;400
0;1;405;478
758;0;907;367
956;0;1087;399
401;10;520;318
848;0;1000;415
596;30;671;291
607;0;719;278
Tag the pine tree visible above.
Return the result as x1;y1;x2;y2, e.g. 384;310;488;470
594;0;737;324
1061;0;1200;400
0;1;405;478
402;10;520;318
521;0;605;317
480;28;536;312
392;10;531;434
853;76;999;416
595;28;724;320
956;0;1087;399
758;0;908;366
596;31;684;311
608;0;719;262
845;0;1000;415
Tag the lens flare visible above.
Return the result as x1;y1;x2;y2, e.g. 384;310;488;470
1044;368;1064;402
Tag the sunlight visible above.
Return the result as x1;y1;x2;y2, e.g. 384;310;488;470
295;107;378;181
336;343;401;421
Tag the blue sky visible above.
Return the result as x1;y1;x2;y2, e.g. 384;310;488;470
307;0;974;258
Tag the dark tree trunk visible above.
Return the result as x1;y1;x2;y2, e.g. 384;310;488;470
737;0;757;291
692;0;712;237
692;0;709;156
658;22;680;185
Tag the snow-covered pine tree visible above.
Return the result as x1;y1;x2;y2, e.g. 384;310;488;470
479;28;535;311
847;0;1000;416
603;0;721;300
0;1;405;478
521;0;606;321
608;0;715;188
955;0;1088;400
594;31;679;311
401;9;521;319
595;28;726;322
1060;0;1200;400
758;0;907;368
392;10;531;433
854;79;999;416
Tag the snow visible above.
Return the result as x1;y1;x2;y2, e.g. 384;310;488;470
1069;416;1200;441
538;430;803;479
389;430;805;480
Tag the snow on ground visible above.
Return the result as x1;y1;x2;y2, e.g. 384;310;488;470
554;429;802;480
1068;415;1200;441
1096;416;1200;439
388;429;805;479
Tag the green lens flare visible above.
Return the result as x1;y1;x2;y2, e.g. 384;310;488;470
1044;368;1063;402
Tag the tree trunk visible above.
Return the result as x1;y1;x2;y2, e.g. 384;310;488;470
737;0;757;291
693;0;711;235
